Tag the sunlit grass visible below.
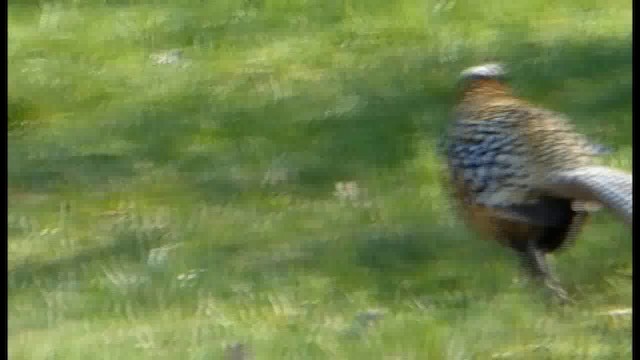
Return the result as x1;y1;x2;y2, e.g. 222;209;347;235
8;0;631;359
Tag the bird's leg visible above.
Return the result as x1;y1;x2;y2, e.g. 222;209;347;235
518;241;573;304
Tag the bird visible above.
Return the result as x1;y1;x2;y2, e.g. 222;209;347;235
440;63;632;302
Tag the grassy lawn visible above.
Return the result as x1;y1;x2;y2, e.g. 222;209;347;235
8;0;631;358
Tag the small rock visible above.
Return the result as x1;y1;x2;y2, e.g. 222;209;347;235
149;49;184;65
355;308;386;327
224;342;253;360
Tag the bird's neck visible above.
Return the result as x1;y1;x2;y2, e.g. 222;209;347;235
459;79;513;103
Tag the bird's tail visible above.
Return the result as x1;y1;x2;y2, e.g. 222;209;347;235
541;166;632;226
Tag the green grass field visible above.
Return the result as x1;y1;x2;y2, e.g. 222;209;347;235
8;1;631;358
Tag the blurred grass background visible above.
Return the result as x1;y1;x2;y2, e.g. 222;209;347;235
8;0;631;359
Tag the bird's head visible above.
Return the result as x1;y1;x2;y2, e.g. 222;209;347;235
459;63;507;82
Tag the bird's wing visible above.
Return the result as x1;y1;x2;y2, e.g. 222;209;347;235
444;114;535;205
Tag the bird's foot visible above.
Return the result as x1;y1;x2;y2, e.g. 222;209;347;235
543;278;575;305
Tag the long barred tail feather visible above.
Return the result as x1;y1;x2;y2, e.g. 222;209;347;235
542;166;632;226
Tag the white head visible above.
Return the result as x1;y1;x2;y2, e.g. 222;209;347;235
459;63;507;81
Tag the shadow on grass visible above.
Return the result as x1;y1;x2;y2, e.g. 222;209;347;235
8;152;137;193
8;34;631;318
9;35;631;201
235;223;506;303
8;214;173;288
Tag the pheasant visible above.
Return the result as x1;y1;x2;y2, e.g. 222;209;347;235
441;63;632;302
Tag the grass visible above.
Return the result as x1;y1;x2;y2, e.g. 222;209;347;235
8;0;631;359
